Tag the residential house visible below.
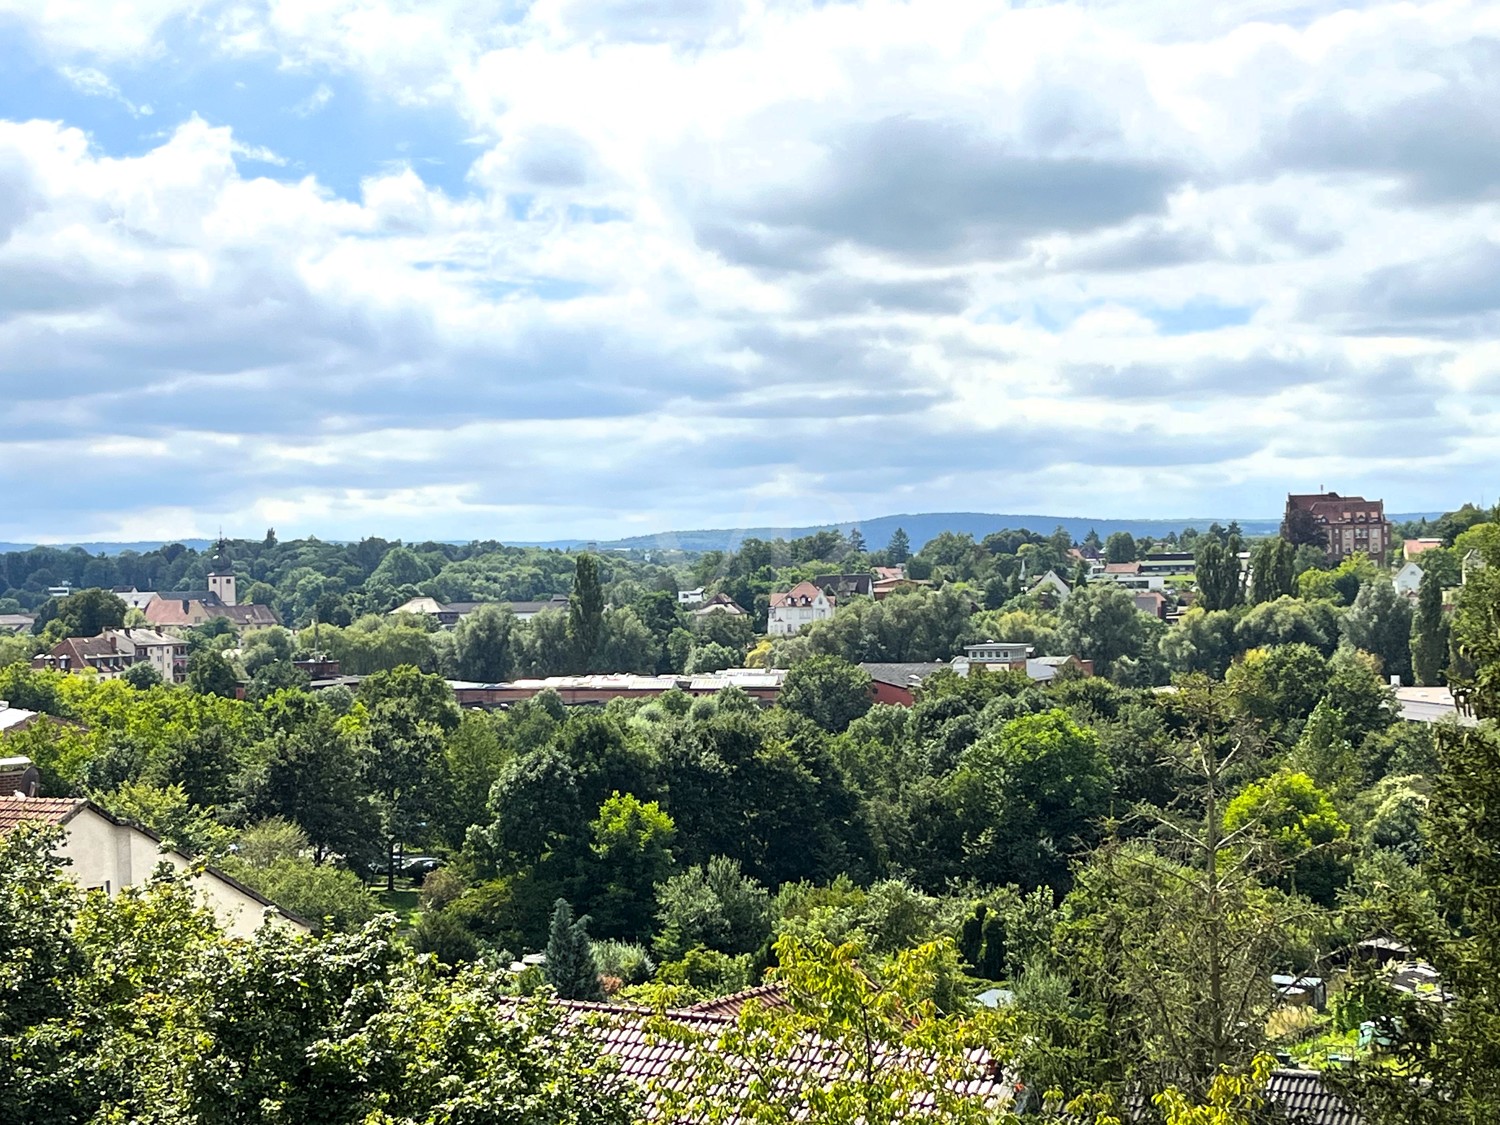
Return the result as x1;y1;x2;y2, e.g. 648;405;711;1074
691;592;748;617
391;595;448;618
861;662;947;706
0;788;310;938
814;573;874;599
1099;561;1167;592
555;983;1360;1125
145;592;280;631
33;628;190;683
32;635;133;679
1028;569;1072;605
0;613;35;634
677;587;706;605
1393;560;1424;599
1138;552;1196;578
114;589;159;613
767;581;834;636
1133;590;1169;619
0;705;42;737
1285;491;1392;561
872;566;906;582
1025;655;1094;681
505;595;572;622
961;641;1032;666
1404;538;1444;561
872;575;930;600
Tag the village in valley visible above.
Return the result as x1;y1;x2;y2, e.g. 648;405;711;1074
1;489;1496;1124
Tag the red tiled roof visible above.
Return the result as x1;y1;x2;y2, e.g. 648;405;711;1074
684;982;791;1018
770;581;832;608
1104;562;1140;574
551;998;1011;1111
0;796;88;834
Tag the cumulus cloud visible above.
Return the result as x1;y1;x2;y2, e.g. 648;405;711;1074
2;0;1500;540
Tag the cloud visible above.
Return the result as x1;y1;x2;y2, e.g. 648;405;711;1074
706;115;1189;267
1;0;1500;539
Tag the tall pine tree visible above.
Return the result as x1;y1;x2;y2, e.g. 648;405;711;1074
545;898;603;1001
568;554;605;673
1411;567;1447;687
887;527;911;564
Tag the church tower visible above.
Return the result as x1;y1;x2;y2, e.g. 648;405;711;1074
207;536;237;607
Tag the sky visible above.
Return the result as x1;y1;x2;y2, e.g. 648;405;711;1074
1;0;1497;544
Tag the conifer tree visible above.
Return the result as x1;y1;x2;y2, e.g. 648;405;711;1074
1410;567;1447;687
887;527;910;564
545;898;604;1001
568;554;605;673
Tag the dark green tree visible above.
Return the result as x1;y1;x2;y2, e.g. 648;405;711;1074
1104;531;1138;564
364;698;448;891
779;655;873;733
454;603;517;682
1280;505;1326;550
36;587;127;638
1342;578;1413;683
1411;568;1447;686
887;527;911;564
1248;538;1295;603
121;661;162;690
1058;581;1163;681
569;554;605;672
545;897;604;1000
1194;540;1241;611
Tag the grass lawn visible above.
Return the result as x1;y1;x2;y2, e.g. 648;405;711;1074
374;886;421;927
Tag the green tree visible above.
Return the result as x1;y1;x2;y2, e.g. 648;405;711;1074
655;856;771;961
364;697;449;891
369;545;435;587
1048;680;1298;1102
454;603;518;682
886;527;911;564
588;792;677;941
569;554;605;672
591;607;659;674
545;897;604;1000
1159;608;1238;678
1194;540;1241;612
1058;581;1163;681
36;587;127;638
1410;567;1448;686
186;648;237;698
1105;531;1138;564
1338;727;1500;1121
1342;578;1413;683
950;709;1112;889
1223;769;1351;906
243;702;377;865
1248;538;1295;604
121;661;162;690
780;655;873;733
1280;506;1325;550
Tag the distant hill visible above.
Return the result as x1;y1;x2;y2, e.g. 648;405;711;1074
0;514;1445;558
0;539;213;556
546;513;1281;554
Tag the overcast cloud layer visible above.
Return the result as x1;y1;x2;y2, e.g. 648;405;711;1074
1;0;1497;543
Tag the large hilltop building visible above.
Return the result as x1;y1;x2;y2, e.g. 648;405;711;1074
1284;491;1392;562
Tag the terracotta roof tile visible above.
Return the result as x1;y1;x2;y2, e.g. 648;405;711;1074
0;796;88;834
537;998;1012;1115
684;982;792;1018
